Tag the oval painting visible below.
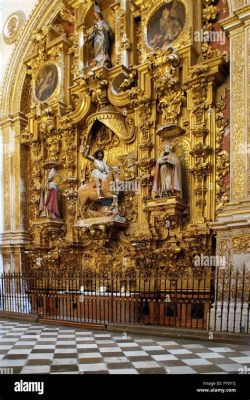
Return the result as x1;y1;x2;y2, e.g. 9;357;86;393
35;64;59;102
147;1;186;50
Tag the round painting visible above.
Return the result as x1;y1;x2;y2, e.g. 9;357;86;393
147;1;186;49
35;64;59;102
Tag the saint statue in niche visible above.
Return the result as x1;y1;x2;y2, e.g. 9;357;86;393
82;146;110;199
147;1;185;49
152;142;182;198
39;168;60;218
85;3;114;68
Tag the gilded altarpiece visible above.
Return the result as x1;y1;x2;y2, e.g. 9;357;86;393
1;0;232;276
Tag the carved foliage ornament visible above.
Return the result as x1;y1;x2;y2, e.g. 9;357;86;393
3;11;26;45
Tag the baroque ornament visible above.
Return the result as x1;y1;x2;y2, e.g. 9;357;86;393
0;0;231;276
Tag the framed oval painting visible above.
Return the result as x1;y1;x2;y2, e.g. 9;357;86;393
35;64;59;102
147;1;186;50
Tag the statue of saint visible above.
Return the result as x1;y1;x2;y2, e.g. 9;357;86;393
82;145;110;199
39;168;60;218
85;4;114;68
152;143;182;198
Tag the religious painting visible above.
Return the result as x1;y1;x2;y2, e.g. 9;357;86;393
147;1;186;49
35;64;59;102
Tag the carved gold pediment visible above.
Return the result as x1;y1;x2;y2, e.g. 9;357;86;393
85;109;136;144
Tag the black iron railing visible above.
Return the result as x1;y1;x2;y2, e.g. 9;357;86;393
0;267;249;333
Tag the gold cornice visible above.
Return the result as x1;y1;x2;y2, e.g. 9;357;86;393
0;113;28;128
221;5;250;32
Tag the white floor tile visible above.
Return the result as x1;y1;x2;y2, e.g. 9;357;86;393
103;357;128;363
7;349;32;355
76;344;98;349
0;360;26;366
156;341;178;346
208;347;234;353
96;340;115;344
28;353;54;360
117;342;139;348
78;352;102;359
183;358;212;366
141;346;164;351
79;363;107;371
109;369;138;374
183;344;205;349
217;364;244;372
123;351;148;357
229;356;250;364
132;361;160;369
21;366;50;373
168;349;192;355
196;353;225;359
152;354;178;361
99;347;121;353
166;366;197;374
52;358;77;365
94;334;111;338
54;348;77;353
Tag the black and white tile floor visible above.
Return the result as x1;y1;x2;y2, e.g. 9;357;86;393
0;319;249;374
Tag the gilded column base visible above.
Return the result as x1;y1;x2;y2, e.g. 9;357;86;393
211;200;250;271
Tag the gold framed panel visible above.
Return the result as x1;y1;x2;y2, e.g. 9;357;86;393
143;0;191;52
33;62;61;104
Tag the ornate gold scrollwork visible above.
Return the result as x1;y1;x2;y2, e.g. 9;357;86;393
2;0;232;274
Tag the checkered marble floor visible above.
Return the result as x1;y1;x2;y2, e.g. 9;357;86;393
0;319;249;374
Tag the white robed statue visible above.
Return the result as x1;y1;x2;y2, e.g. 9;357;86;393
86;4;114;69
83;145;110;199
152;143;182;198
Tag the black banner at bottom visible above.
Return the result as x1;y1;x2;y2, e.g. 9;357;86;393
0;374;249;399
